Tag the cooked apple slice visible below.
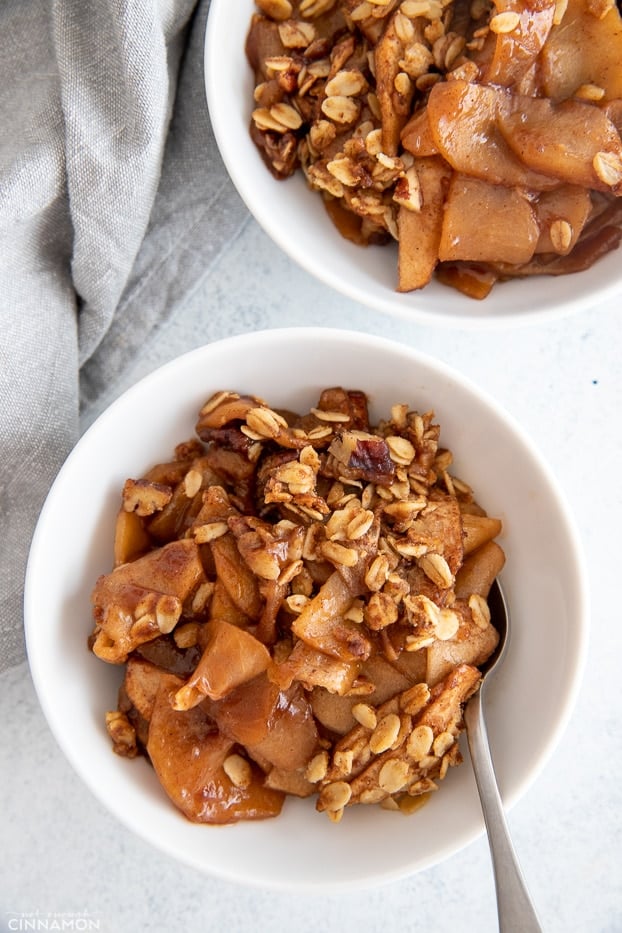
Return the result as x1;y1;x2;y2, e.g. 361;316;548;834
454;540;506;599
484;0;556;88
147;673;284;824
462;513;504;555
246;684;319;772
426;80;559;190
397;157;450;292
173;619;271;708
541;0;622;102
400;108;439;158
291;571;371;662
499;96;622;193
533;185;592;254
113;509;152;566
439;174;539;264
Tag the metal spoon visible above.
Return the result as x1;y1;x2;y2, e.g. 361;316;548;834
463;580;542;933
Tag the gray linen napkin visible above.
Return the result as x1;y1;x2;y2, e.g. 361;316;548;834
0;0;249;671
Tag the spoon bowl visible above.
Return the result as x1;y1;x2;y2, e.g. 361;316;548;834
464;579;542;932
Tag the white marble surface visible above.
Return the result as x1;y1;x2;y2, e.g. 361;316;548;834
2;217;622;932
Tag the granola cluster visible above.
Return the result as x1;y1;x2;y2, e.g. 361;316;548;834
246;0;622;298
91;387;504;824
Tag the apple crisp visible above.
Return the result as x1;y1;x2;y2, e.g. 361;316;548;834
246;0;622;298
90;388;504;824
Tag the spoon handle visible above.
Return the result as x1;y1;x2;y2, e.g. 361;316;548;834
464;691;542;933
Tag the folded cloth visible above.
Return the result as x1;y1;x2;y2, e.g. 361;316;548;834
0;0;249;671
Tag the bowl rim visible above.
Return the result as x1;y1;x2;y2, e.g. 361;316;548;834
203;0;622;330
24;327;590;890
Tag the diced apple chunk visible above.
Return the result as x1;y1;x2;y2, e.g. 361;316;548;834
439;175;539;264
147;674;284;824
173;619;271;707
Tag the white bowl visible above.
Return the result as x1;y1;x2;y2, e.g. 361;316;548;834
204;0;622;329
25;328;588;890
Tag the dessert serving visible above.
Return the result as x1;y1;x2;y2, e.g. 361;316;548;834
91;386;504;825
245;0;622;298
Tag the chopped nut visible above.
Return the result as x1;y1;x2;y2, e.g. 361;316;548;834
364;591;399;630
303;752;328;785
105;710;137;757
223;753;253;789
122;478;172;516
574;83;605;102
286;593;310;613
184;469;203;498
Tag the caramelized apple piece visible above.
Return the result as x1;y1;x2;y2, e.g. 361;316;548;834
462;513;504;555
426;80;558;190
147;674;284;824
436;262;498;300
207;578;253;628
273;638;362;694
206;673;280;746
397;157;450;292
246;684;320;772
291;571;372;662
454;540;506;599
484;0;556;88
146;457;223;543
533;185;592;254
499;97;622;193
113;509;151;566
439;174;539;264
123;656;166;720
400;109;439;158
209;532;264;620
541;0;622;102
173;619;271;708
